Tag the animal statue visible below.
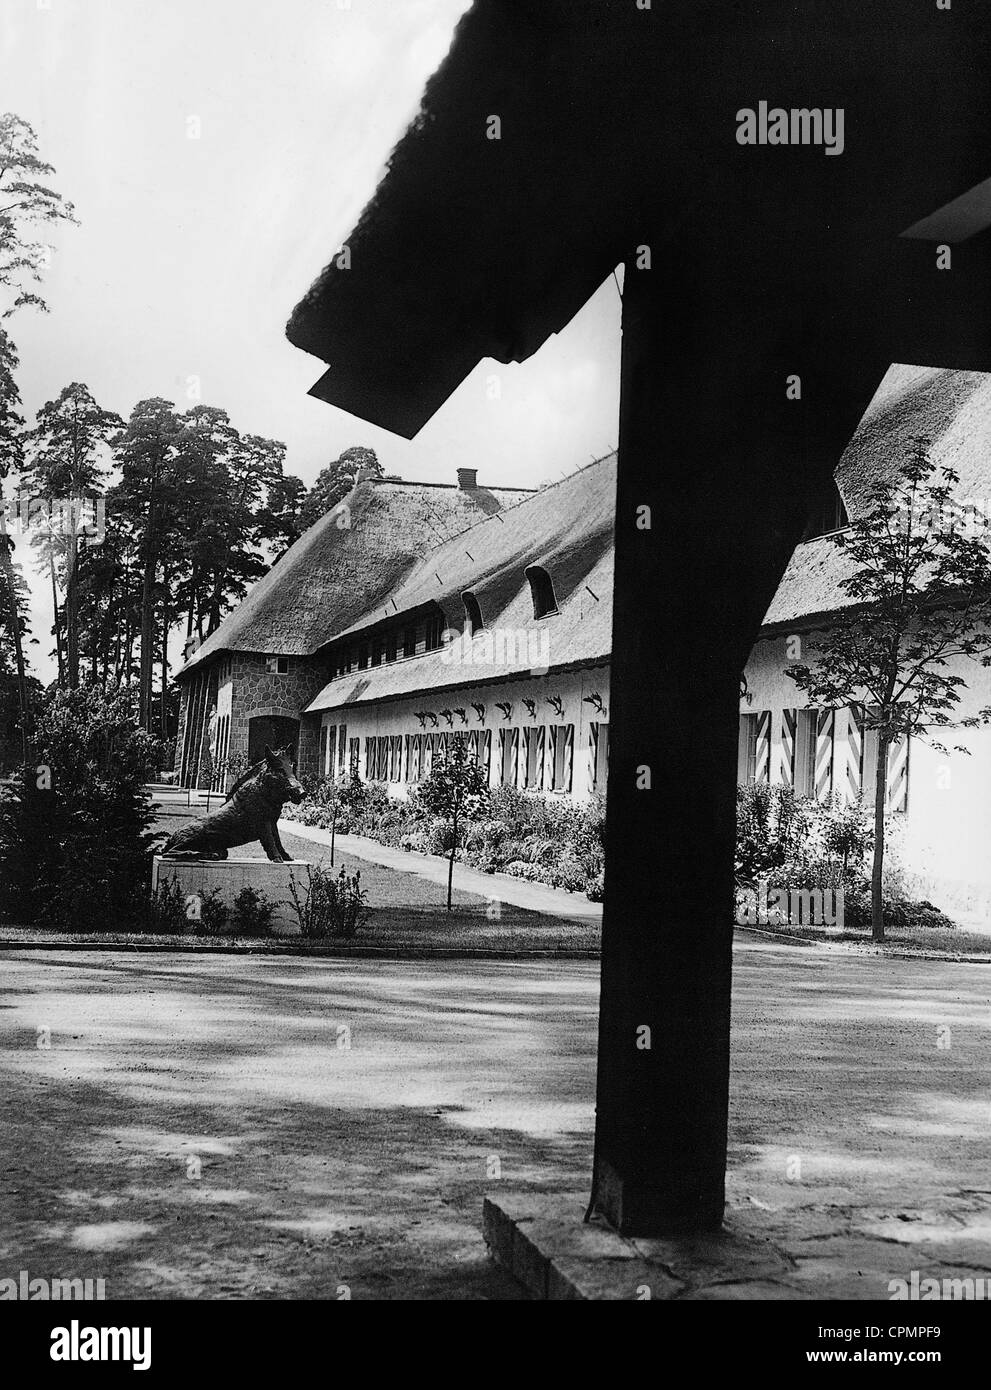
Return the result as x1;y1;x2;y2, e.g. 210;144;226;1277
160;745;305;862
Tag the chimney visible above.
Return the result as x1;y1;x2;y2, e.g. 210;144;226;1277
457;467;478;490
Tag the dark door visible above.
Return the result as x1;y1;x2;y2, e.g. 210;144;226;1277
247;715;299;766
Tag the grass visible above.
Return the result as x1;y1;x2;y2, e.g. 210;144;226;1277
0;811;600;954
736;920;991;958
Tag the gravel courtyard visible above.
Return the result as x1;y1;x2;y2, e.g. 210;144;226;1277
0;942;989;1299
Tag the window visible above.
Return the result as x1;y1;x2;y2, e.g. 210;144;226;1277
325;725;338;779
348;737;359;776
265;655;289;675
499;728;519;786
389;735;402;782
549;725;574;792
358;643;370;670
522;726;546;789
405;734;420;783
737;711;771;786
425;612;444;650
403;626;417;659
338;724;347;776
525;565;558;619
478;730;492;782
364;737;374;780
385;631;397;663
589;722;609;792
462;591;484;635
372;637;384;667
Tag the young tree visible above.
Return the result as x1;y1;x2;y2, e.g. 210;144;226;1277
414;733;490;911
787;442;991;941
23;382;121;688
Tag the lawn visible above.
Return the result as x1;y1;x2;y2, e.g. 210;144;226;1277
0;812;600;954
736;920;991;959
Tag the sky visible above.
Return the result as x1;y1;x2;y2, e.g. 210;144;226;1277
3;0;622;683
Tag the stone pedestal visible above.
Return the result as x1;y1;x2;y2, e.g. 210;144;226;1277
151;856;311;936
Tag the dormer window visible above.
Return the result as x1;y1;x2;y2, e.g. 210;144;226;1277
525;565;558;619
462;590;484;635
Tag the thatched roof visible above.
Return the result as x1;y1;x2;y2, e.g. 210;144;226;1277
305;454;615;711
178;477;532;676
763;364;991;631
836;365;991;520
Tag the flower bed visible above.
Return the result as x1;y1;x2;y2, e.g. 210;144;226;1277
284;776;606;901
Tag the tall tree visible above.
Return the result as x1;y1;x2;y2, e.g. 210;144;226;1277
0;329;30;756
788;443;991;941
299;445;381;531
0;113;77;321
23;382;121;688
0;114;76;741
112;399;182;729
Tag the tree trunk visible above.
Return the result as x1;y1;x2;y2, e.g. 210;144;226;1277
0;539;30;764
447;807;457;912
65;524;79;689
872;734;889;943
160;569;169;741
49;553;65;685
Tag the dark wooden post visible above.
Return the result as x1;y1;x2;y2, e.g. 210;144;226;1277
589;259;823;1236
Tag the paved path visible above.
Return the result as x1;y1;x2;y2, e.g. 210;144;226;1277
0;941;989;1299
280;819;603;921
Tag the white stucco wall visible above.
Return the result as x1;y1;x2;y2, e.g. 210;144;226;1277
743;631;991;927
316;664;610;802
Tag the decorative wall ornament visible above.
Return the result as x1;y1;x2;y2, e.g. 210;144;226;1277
522;698;537;719
439;709;454;726
546;695;565;718
471;703;486;723
582;692;605;715
415;712;427;728
453;707;468;724
495;701;513;721
425;711;439;727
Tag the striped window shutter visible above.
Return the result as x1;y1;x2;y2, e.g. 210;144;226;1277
404;735;411;781
536;727;546;789
563;725;574;793
510;728;520;786
364;737;373;779
846;706;864;801
887;735;909;812
814;710;835;799
588;722;599;792
521;727;531;785
481;730;492;780
754;710;771;784
780;710;796;787
338;725;347;775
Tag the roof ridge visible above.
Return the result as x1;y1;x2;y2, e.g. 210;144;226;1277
413;450;617;558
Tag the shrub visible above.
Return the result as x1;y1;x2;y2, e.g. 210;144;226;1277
288;864;370;939
191;887;229;937
230;885;276;937
148;875;188;934
0;686;160;931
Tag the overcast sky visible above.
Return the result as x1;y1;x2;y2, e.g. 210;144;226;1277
4;0;621;682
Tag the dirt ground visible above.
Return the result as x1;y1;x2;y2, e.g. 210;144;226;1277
1;942;990;1300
